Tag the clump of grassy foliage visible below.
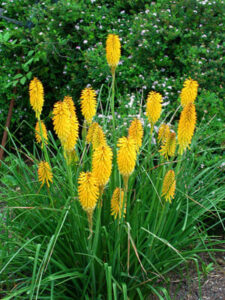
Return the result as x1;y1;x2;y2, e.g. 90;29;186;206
0;34;224;300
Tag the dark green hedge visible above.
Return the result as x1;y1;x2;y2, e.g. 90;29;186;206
0;0;224;152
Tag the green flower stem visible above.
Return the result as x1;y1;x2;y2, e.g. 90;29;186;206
112;219;121;276
155;157;175;237
37;117;54;207
87;197;102;296
169;104;181;125
37;117;51;166
175;154;183;176
112;185;126;277
87;228;96;297
64;152;81;226
47;186;54;208
144;158;164;228
122;176;128;221
154;199;169;239
111;71;116;146
111;70;118;186
93;200;102;253
65;154;74;196
82;120;87;143
144;125;154;170
157;202;171;237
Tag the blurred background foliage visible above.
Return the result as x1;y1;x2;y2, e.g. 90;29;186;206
0;0;224;164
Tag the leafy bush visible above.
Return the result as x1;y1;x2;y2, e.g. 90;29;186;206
0;0;224;151
196;91;225;167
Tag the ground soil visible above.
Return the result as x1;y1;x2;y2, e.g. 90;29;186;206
164;243;225;300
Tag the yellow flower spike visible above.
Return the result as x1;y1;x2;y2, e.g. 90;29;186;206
86;122;99;143
106;33;121;74
180;78;198;107
78;171;99;235
35;120;48;148
63;96;78;127
78;172;99;212
87;123;106;150
158;123;170;143
29;77;44;118
146;91;163;128
52;101;71;144
38;161;53;188
92;143;113;188
117;137;137;178
161;170;176;203
80;87;97;124
178;103;197;155
63;125;79;152
62;96;79;152
128;118;143;152
92;126;106;149
63;96;77;119
111;188;126;219
159;131;176;160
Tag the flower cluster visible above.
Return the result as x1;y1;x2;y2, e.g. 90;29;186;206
106;33;121;75
146;91;162;128
28;34;199;236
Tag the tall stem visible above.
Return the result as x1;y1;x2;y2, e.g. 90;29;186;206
87;224;96;296
65;154;74;196
37;117;50;166
37;117;54;207
169;104;181;125
111;70;118;187
122;175;129;221
175;154;183;176
111;71;116;145
145;126;153;170
144;158;164;227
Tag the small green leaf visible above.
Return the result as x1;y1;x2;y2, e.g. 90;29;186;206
12;80;18;87
5;81;13;88
27;72;32;80
14;73;23;79
28;50;34;57
24;58;34;66
4;32;10;42
22;64;29;72
20;77;27;85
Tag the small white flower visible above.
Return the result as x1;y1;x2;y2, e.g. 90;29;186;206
128;94;135;107
162;101;170;107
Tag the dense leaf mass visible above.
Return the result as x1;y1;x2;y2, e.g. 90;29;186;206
0;0;224;153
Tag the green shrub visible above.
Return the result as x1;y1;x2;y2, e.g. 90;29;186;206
196;91;225;167
0;0;224;151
